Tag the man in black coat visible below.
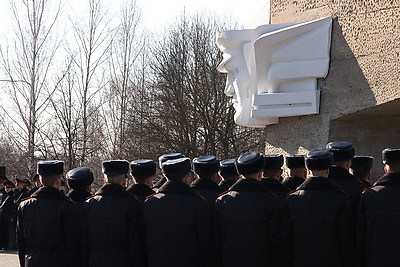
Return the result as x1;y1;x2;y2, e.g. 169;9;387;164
215;152;281;267
17;160;81;267
143;157;215;267
326;141;365;214
66;167;94;204
357;148;400;267
261;154;290;201
127;159;156;202
350;156;374;188
218;159;240;191
153;152;185;190
83;160;145;267
190;156;224;206
282;149;354;267
10;178;31;249
0;166;8;197
29;174;42;195
0;180;15;250
282;155;306;191
14;178;32;203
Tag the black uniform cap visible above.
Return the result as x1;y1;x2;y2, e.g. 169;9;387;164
326;141;355;161
37;160;64;176
3;180;15;188
285;155;306;169
130;159;157;177
235;152;264;175
16;178;31;186
158;153;185;168
382;148;400;165
220;159;239;177
162;157;191;177
193;156;220;174
102;160;129;176
350;156;374;170
263;154;284;170
0;166;6;179
306;149;334;170
66;167;94;189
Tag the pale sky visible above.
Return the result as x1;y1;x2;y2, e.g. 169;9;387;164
0;0;270;35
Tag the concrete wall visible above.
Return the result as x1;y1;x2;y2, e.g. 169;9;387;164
264;0;400;179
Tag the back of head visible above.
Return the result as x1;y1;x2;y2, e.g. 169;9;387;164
285;154;306;178
193;155;220;179
37;160;64;186
350;156;373;180
326;141;355;163
67;167;94;190
235;151;264;177
220;159;239;180
382;148;400;172
263;154;283;178
130;159;157;183
162;157;192;181
305;149;333;176
285;155;305;169
102;160;129;183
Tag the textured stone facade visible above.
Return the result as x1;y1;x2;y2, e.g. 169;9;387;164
265;0;400;180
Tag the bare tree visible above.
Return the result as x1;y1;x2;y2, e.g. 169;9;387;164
103;0;144;159
69;0;112;164
0;0;62;175
143;12;264;159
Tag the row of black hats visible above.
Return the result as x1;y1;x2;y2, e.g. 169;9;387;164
7;145;400;186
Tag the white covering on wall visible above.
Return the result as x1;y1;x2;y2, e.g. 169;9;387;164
216;17;332;127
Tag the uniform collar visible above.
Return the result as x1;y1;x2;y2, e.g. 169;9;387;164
261;177;290;192
190;178;221;190
158;180;204;198
31;186;70;200
127;183;155;194
328;166;355;180
374;172;400;186
296;176;344;192
95;183;136;199
229;177;273;194
218;179;237;189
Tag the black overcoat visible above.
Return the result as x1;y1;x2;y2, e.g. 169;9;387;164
218;179;237;191
67;189;91;204
152;177;166;190
357;172;400;267
190;178;224;206
215;178;282;267
261;177;290;201
282;177;305;191
0;190;15;249
16;186;81;267
328;166;365;214
83;183;145;267
282;177;354;267
143;180;215;267
126;183;155;202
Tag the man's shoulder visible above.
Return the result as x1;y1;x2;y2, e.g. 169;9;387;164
145;191;206;207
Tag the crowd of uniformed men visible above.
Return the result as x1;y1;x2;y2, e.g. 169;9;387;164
0;141;400;267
